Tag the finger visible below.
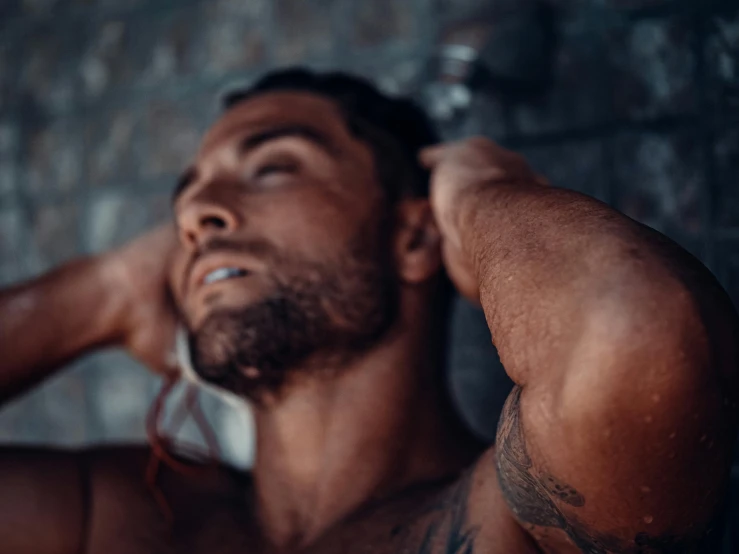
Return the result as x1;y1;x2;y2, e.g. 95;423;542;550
419;144;446;169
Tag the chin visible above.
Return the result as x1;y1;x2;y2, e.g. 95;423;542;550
186;296;328;401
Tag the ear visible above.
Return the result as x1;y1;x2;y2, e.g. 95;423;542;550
393;198;443;284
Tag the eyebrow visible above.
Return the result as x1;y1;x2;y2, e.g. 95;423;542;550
171;124;334;204
237;124;334;157
172;166;198;205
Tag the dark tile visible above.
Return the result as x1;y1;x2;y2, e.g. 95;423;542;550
17;22;83;114
79;11;202;98
0;119;20;158
705;10;739;117
0;397;32;442
140;95;212;179
0;0;21;19
611;130;704;240
23;118;85;194
716;128;739;228
20;362;90;445
351;0;417;49
26;201;80;272
448;297;512;442
195;0;267;76
125;10;203;89
0;160;18;196
274;0;336;64
0;207;24;286
509;15;610;134
85;192;172;253
0;24;19;113
437;0;526;21
79;18;134;98
79;12;201;98
0;119;20;195
0;393;50;443
18;0;64;16
557;0;671;9
83;350;159;442
607;16;696;119
84;105;144;186
343;51;424;96
518;139;607;201
72;0;144;10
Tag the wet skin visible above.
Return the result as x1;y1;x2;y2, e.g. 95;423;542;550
0;91;737;554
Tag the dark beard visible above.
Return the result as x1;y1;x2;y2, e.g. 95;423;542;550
188;226;397;402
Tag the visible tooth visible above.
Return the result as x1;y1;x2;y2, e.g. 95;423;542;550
204;267;247;284
204;267;232;284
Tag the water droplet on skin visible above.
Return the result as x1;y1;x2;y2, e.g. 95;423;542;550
644;415;653;423
643;515;653;524
651;394;661;403
640;486;651;493
668;431;676;439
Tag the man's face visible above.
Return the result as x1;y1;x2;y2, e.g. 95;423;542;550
170;91;398;400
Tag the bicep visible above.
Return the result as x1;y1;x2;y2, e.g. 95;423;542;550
0;447;89;554
495;362;735;554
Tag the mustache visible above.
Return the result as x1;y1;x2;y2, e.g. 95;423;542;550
184;237;279;290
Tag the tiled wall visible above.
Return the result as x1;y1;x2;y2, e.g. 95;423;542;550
0;0;737;462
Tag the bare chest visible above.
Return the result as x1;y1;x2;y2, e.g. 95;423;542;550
85;464;537;554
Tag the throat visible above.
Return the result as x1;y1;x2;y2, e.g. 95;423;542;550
248;352;484;549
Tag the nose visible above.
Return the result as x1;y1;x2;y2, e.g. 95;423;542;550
177;195;240;250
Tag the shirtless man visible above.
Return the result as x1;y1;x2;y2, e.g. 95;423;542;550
0;69;737;554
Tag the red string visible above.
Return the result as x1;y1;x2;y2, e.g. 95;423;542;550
144;374;223;525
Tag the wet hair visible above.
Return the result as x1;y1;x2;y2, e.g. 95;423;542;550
222;68;440;203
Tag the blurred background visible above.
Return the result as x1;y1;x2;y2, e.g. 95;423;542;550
0;0;737;541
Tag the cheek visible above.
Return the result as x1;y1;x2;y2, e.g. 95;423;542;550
168;246;190;310
259;189;374;261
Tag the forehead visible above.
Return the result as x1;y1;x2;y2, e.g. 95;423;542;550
199;91;352;156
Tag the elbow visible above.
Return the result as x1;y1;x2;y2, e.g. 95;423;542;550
562;278;715;413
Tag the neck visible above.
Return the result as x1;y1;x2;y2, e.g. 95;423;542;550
249;301;482;548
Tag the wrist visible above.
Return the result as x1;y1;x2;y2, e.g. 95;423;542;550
450;180;491;253
93;251;137;348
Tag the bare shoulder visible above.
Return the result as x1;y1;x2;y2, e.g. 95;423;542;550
84;445;256;554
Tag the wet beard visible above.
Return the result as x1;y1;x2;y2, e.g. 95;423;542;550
188;237;397;403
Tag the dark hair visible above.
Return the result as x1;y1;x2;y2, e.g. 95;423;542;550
222;68;439;203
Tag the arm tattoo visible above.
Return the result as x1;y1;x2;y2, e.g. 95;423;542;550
496;386;718;554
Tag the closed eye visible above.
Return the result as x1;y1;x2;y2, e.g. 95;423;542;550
254;161;298;178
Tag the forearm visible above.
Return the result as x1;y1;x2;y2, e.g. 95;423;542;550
0;255;124;404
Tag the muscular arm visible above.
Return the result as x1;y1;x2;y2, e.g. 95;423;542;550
438;143;738;552
0;256;124;404
0;227;179;553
